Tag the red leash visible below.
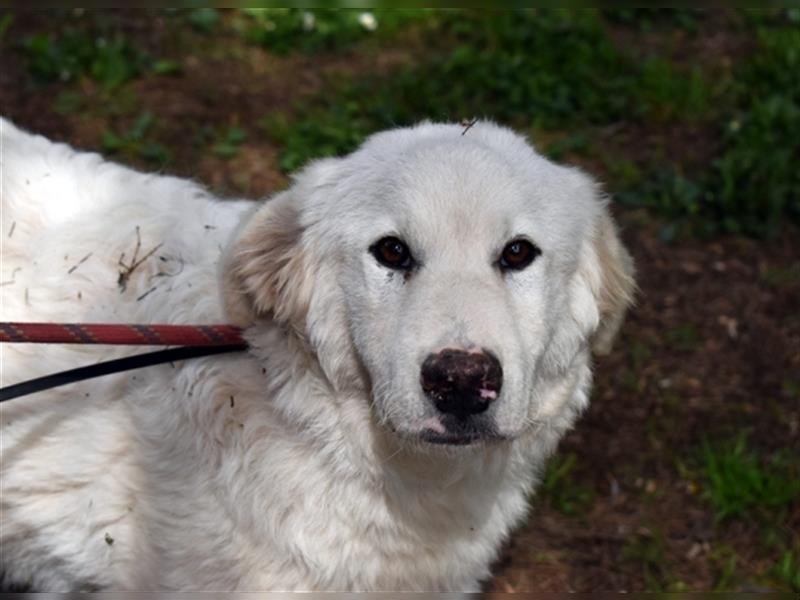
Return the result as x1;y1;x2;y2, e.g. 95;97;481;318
0;322;245;346
0;322;248;402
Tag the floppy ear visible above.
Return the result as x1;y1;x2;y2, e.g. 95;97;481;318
590;211;636;354
221;191;314;330
574;208;636;355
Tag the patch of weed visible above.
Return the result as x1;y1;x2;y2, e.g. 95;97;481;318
102;112;172;167
620;529;671;591
634;58;711;121
616;169;711;241
664;323;700;352
238;8;427;55
761;264;800;288
53;90;84;115
617;21;800;237
708;543;739;590
19;30;147;89
212;126;247;159
698;435;800;524
543;132;590;161
188;8;220;33
602;8;704;32
781;380;800;399
770;547;800;592
262;106;371;172
0;11;14;42
264;10;646;171
152;59;182;76
539;453;595;517
264;10;724;175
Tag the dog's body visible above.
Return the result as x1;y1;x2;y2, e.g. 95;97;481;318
0;118;633;591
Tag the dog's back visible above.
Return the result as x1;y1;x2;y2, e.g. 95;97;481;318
0;120;252;589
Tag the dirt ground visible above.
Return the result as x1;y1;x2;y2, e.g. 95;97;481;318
1;9;798;593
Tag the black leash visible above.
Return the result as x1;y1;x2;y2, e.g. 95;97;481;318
0;344;247;402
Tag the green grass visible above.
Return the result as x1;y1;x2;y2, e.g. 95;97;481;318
211;126;247;159
10;8;799;238
102;112;172;167
263;8;795;241
770;547;800;592
617;17;800;238
0;11;14;42
698;435;800;524
538;453;595;517
712;27;800;237
235;8;429;55
602;8;704;32
264;9;713;172
620;528;673;591
260;8;778;237
664;324;700;352
19;30;147;89
188;8;221;33
708;543;740;590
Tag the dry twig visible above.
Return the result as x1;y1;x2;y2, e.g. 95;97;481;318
118;226;163;292
68;252;93;275
136;286;158;302
460;117;478;135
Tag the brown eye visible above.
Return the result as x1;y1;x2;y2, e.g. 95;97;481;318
499;239;540;271
370;236;413;270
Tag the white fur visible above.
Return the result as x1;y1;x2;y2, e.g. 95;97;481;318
0;118;633;591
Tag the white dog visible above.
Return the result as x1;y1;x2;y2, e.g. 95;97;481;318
0;118;634;591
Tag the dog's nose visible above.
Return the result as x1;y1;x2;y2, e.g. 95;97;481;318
420;349;503;419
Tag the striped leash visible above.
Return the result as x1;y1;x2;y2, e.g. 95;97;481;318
0;322;247;402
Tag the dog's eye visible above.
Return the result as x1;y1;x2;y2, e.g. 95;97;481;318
370;236;413;270
499;239;540;271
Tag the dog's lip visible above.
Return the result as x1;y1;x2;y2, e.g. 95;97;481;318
418;429;507;446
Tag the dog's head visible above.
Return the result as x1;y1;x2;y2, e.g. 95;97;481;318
222;122;634;446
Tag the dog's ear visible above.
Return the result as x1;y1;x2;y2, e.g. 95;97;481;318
221;191;314;330
573;208;636;355
590;211;636;354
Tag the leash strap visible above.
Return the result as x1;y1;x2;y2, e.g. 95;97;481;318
0;322;244;346
0;344;248;402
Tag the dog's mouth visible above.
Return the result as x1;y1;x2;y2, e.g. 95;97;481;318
418;429;506;446
403;414;508;447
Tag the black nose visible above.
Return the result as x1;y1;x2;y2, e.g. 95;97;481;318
420;349;503;419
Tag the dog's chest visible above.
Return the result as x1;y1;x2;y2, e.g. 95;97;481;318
225;453;533;591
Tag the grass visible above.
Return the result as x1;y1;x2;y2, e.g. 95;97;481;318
708;543;740;590
761;264;800;288
697;435;800;524
602;8;704;32
19;30;147;89
712;27;800;237
538;453;595;517
620;528;672;592
663;324;700;352
263;9;675;171
9;7;799;238
770;547;800;592
256;8;800;238
102;112;172;167
618;17;800;238
235;8;429;55
211;126;248;159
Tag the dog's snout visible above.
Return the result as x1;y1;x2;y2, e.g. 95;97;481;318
420;349;503;419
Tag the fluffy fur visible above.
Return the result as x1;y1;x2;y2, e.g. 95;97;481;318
0;117;634;591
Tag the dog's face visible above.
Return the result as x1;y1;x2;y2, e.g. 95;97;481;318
224;122;634;446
